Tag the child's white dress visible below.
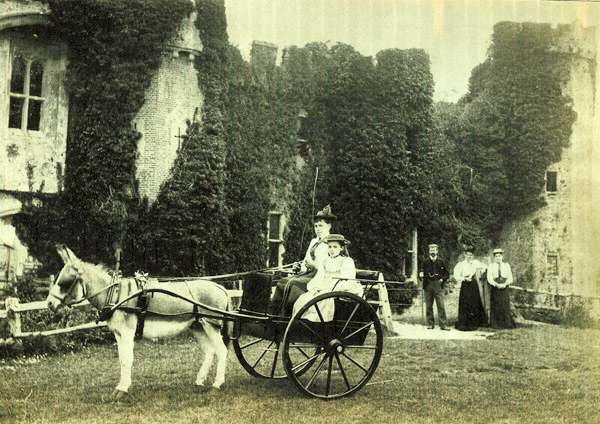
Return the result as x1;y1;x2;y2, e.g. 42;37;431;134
292;255;361;321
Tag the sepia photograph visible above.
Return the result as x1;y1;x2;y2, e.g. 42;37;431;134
1;0;599;422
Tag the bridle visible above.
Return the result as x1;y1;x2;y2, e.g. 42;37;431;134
49;265;119;307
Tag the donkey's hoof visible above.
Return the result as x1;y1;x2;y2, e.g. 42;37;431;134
111;389;128;401
212;382;223;390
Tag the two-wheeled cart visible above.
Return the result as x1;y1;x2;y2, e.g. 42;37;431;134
229;271;384;399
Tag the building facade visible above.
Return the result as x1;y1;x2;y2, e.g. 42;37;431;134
499;21;600;299
0;0;204;280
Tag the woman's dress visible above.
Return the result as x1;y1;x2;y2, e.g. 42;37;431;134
487;262;516;329
292;255;359;321
455;276;487;330
268;238;328;315
489;286;515;329
454;260;487;331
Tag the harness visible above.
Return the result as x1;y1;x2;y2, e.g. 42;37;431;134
49;275;119;307
98;272;151;339
51;271;151;339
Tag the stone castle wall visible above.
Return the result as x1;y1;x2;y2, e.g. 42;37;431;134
499;21;598;297
0;25;68;194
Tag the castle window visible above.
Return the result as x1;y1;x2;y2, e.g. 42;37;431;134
546;253;559;276
267;211;284;267
1;27;69;193
8;55;45;131
546;171;557;193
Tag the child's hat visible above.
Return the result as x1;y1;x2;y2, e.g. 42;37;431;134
324;234;350;245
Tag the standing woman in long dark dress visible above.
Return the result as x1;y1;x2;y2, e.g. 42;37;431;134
454;246;487;331
486;248;516;329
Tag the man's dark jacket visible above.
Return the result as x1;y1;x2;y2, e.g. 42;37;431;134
421;256;449;289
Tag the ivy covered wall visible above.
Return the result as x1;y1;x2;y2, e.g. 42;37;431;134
12;4;579;287
141;1;299;276
447;22;576;249
14;0;193;273
280;44;452;280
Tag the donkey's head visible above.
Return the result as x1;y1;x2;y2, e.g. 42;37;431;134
47;244;86;313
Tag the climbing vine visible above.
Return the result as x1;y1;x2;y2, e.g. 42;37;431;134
14;0;192;272
455;22;576;243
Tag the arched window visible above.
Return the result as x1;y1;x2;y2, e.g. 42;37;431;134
8;56;45;131
1;27;68;194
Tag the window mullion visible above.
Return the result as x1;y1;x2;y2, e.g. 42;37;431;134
22;59;31;130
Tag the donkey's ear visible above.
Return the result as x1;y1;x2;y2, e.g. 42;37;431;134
56;244;70;263
64;247;79;262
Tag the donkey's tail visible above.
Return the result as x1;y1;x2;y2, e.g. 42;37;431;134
221;297;234;348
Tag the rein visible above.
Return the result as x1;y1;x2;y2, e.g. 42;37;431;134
51;274;120;307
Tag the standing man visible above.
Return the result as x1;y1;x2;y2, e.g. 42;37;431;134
420;243;450;330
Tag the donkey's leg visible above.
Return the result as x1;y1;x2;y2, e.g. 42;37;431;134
192;326;214;387
202;322;228;389
110;313;137;397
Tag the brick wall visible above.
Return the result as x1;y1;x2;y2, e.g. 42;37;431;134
134;7;204;202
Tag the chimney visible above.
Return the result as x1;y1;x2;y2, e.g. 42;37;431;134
250;40;278;83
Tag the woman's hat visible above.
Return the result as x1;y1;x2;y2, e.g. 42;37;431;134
314;205;337;221
324;234;350;245
493;248;504;255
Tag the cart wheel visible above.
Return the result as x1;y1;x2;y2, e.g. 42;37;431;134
233;320;318;379
282;291;383;399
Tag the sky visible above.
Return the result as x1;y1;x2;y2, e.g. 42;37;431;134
225;0;600;102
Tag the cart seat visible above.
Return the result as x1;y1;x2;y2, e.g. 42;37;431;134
239;272;274;314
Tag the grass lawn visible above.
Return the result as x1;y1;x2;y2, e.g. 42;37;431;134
1;324;599;423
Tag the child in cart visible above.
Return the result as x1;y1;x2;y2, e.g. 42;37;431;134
292;234;362;321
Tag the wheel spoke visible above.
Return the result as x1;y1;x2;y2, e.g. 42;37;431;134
292;351;324;373
288;343;320;349
270;343;280;378
251;340;274;369
344;345;377;350
292;345;311;359
340;303;360;336
326;355;333;397
314;303;326;323
240;337;265;350
341;351;368;374
334;352;351;391
306;354;329;390
342;321;373;342
299;320;325;342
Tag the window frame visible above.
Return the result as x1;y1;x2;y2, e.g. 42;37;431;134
545;170;558;194
546;252;559;277
267;211;285;268
8;53;46;132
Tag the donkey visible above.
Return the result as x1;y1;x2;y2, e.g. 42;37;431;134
46;245;231;399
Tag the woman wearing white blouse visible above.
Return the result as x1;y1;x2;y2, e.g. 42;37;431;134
454;246;487;331
268;205;335;315
486;248;516;329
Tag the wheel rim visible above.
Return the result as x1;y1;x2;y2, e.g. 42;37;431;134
232;320;287;379
282;292;383;399
233;320;319;379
